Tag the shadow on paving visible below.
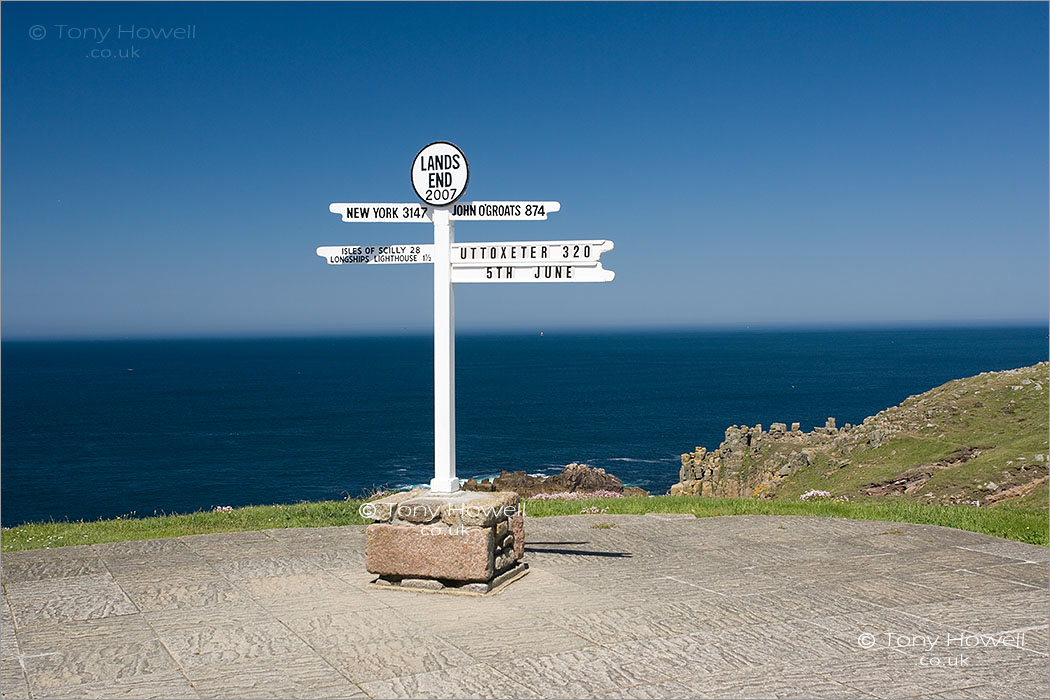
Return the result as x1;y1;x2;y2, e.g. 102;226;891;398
524;544;633;558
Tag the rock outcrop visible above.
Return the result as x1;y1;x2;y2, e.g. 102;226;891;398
672;418;867;498
463;462;648;498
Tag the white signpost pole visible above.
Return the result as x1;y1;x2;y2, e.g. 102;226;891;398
411;141;470;494
431;207;459;493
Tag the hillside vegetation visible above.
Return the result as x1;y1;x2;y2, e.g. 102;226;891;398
674;362;1049;508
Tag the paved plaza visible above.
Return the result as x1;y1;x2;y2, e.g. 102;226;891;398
1;514;1047;699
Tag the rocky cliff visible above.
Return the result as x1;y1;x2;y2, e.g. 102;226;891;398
672;362;1049;506
673;417;863;497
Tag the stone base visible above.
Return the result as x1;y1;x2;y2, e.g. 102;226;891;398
368;562;529;597
364;489;525;593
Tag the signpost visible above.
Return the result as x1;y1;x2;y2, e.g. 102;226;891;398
319;142;615;494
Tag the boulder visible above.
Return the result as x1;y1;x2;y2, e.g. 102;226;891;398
462;462;646;498
547;462;622;492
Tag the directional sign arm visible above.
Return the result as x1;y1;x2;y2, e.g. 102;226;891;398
451;262;615;283
329;203;433;223
451;240;612;266
316;245;434;264
318;239;615;273
448;201;561;221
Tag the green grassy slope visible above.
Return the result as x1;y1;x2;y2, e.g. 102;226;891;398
771;363;1049;507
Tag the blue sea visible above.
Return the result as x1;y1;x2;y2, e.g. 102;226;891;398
1;328;1046;526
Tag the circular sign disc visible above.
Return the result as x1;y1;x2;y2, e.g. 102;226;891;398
411;142;469;207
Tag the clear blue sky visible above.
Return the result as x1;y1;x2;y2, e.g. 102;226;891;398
2;1;1047;339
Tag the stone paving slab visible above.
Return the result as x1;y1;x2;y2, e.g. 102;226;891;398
1;514;1047;699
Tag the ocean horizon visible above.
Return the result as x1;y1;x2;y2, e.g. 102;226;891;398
2;326;1046;526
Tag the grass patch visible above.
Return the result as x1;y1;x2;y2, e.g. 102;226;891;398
1;501;368;552
521;496;1047;545
4;495;1044;552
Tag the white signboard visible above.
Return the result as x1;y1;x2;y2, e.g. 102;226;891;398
451;263;615;283
318;241;613;266
449;201;561;221
329;203;433;222
411;141;469;207
317;245;433;264
452;240;612;265
329;201;561;223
